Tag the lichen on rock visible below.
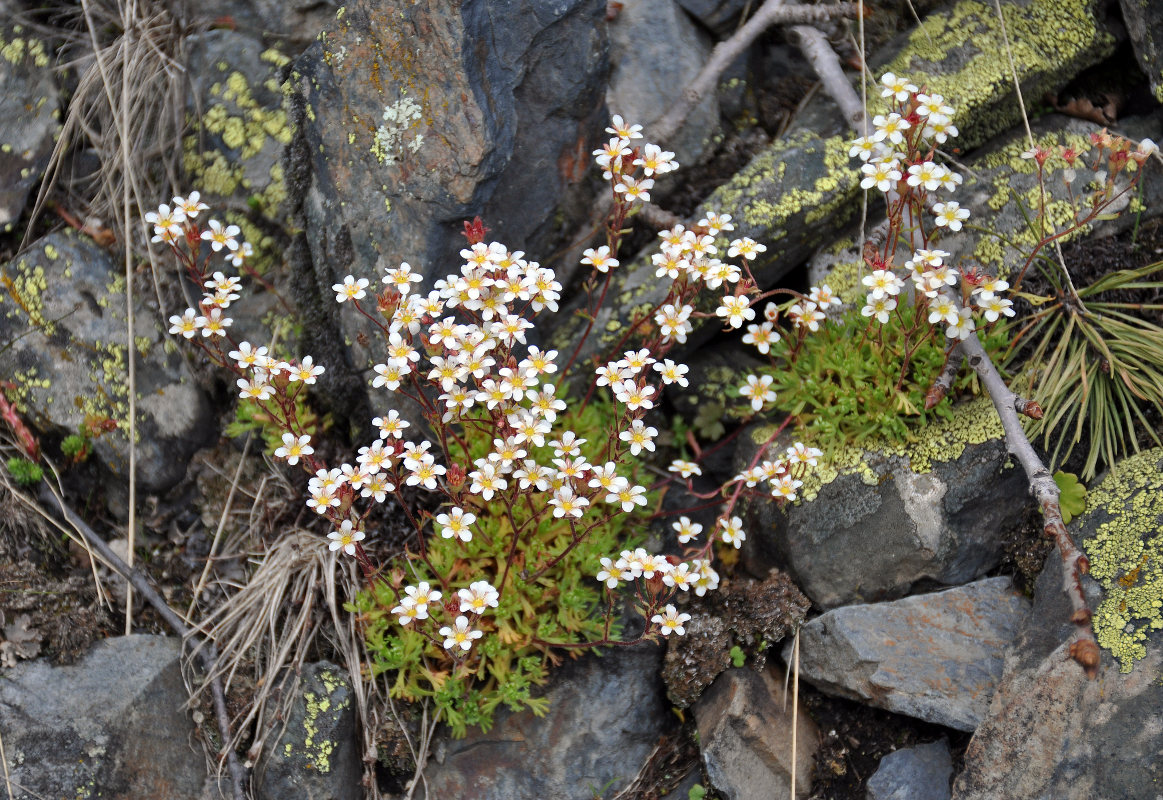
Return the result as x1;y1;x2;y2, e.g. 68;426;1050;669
1078;448;1163;672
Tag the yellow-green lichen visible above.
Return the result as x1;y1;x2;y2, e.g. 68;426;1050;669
1082;448;1163;672
755;395;1005;502
877;0;1112;147
295;674;349;774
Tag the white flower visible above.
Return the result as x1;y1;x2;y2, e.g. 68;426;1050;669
581;245;619;273
672;516;703;544
275;433;313;465
652;604;691;636
333;275;369;303
201;219;241;252
727;237;766;260
653;359;689;387
327;520;365;556
549;487;589;518
458;581;500;614
738;374;776;411
669;460;702;479
716;295;755;329
439;615;483;652
933;201;970;231
946;307;975;340
719;516;746;548
879;72;918;102
437;507;476;542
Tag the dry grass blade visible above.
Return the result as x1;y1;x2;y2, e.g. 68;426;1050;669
23;0;192;315
187;530;331;758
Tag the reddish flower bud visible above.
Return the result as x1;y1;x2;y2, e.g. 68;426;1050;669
462;216;489;245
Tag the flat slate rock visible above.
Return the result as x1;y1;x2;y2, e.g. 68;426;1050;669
790;577;1029;731
418;643;671;800
0;635;212;799
867;739;953;800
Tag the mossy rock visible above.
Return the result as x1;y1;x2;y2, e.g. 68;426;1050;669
548;0;1115;366
954;448;1163;799
1119;0;1163;103
0;231;212;493
183;29;295;272
737;397;1029;609
0;25;58;233
257;661;361;800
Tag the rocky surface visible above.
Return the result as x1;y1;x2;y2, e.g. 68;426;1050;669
954;450;1163;799
0;26;58;234
257;661;362;800
183;29;295;269
195;0;339;49
418;643;671;800
548;0;1116;365
0;635;213;799
674;0;750;36
608;0;718;172
740;404;1028;609
695;665;818;800
867;739;953;800
286;0;607;294
790;577;1029;731
1121;0;1163;103
0;231;213;493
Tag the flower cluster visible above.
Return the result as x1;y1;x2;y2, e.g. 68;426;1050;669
155;114;823;734
846;74;1017;342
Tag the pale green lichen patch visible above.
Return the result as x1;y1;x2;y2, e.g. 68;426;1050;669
877;0;1113;148
754;395;1005;502
1081;448;1163;672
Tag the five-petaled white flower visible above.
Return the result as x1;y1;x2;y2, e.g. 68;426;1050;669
652;605;691;636
327;520;364;556
440;616;483;652
739;374;776;411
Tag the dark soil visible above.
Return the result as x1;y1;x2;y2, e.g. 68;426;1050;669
803;686;972;800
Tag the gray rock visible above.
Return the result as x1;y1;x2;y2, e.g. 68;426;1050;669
421;643;671;799
790;577;1029;731
283;0;608;420
0;635;211;799
867;740;953;800
954;449;1163;799
739;408;1028;609
548;0;1114;369
694;665;817;800
0;26;59;233
674;0;750;36
192;0;340;49
1121;0;1163;103
257;661;361;800
0;231;212;493
183;29;295;269
608;0;719;171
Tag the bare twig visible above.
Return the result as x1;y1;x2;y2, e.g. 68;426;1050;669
651;0;860;145
787;24;865;130
35;485;250;799
955;335;1100;676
